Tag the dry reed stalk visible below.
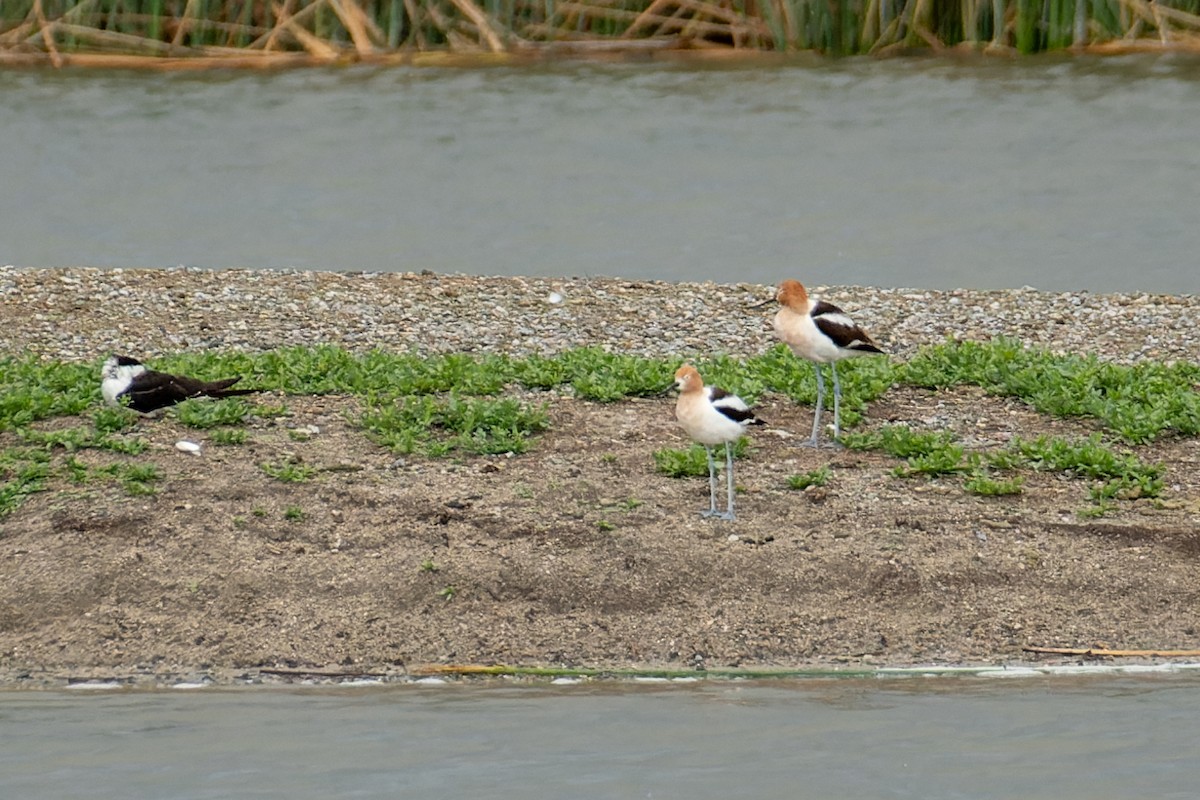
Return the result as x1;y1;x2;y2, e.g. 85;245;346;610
1088;31;1200;50
1152;2;1169;42
328;0;379;54
958;0;978;42
171;0;199;46
674;0;751;28
444;0;507;51
356;2;389;45
71;13;271;38
912;23;945;49
623;0;676;37
32;0;63;67
660;0;703;39
1024;645;1200;657
265;0;340;58
862;0;884;43
776;0;797;49
0;17;34;46
50;0;100;26
1119;0;1157;26
516;35;684;50
550;0;757;40
990;0;1005;46
1150;0;1200;30
29;22;194;55
50;50;327;68
654;15;761;38
255;0;319;50
867;12;903;50
0;0;45;45
535;0;593;35
906;0;934;46
425;1;480;50
257;0;299;50
0;26;34;47
400;0;427;48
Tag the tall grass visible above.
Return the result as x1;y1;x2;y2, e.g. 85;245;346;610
4;0;1200;59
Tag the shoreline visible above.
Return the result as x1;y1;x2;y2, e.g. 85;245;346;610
8;660;1200;692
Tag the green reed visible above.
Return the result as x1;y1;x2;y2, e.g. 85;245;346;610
6;0;1200;57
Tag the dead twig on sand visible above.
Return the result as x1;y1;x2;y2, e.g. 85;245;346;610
1024;645;1200;658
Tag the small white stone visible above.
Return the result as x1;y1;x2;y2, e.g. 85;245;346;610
547;291;564;305
175;440;202;455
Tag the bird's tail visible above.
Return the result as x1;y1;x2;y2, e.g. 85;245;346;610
201;377;260;398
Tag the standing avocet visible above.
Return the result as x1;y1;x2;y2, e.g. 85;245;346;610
763;280;883;447
672;364;765;521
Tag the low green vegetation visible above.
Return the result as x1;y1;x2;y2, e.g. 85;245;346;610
359;394;550;456
0;449;51;519
91;406;140;434
117;463;162;496
0;356;95;432
260;458;316;483
210;428;248;446
174;397;253;429
787;466;831;491
843;423;1163;513
16;426;147;455
962;471;1025;497
1;339;1196;519
653;440;751;478
900;337;1200;444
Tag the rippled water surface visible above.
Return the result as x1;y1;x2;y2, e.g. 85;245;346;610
3;55;1200;291
2;676;1199;798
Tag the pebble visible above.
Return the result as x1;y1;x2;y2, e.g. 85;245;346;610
1;266;1195;365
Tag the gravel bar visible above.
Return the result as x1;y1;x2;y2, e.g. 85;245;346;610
2;266;1196;365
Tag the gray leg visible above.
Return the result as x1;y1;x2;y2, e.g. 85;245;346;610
805;363;825;447
831;361;842;441
701;446;720;517
720;441;737;521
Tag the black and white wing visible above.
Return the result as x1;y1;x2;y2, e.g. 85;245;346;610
811;300;883;354
707;387;765;426
123;370;204;412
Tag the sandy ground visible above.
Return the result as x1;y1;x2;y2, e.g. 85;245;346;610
2;385;1199;687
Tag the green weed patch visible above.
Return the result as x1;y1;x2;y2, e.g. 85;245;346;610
653;439;750;478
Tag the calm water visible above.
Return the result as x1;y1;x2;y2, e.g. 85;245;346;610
1;677;1199;798
3;55;1200;292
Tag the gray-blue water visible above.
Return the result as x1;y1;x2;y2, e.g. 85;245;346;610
2;677;1199;798
2;55;1199;292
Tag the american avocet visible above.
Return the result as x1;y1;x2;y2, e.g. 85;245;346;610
673;364;765;521
101;355;258;413
761;280;883;446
